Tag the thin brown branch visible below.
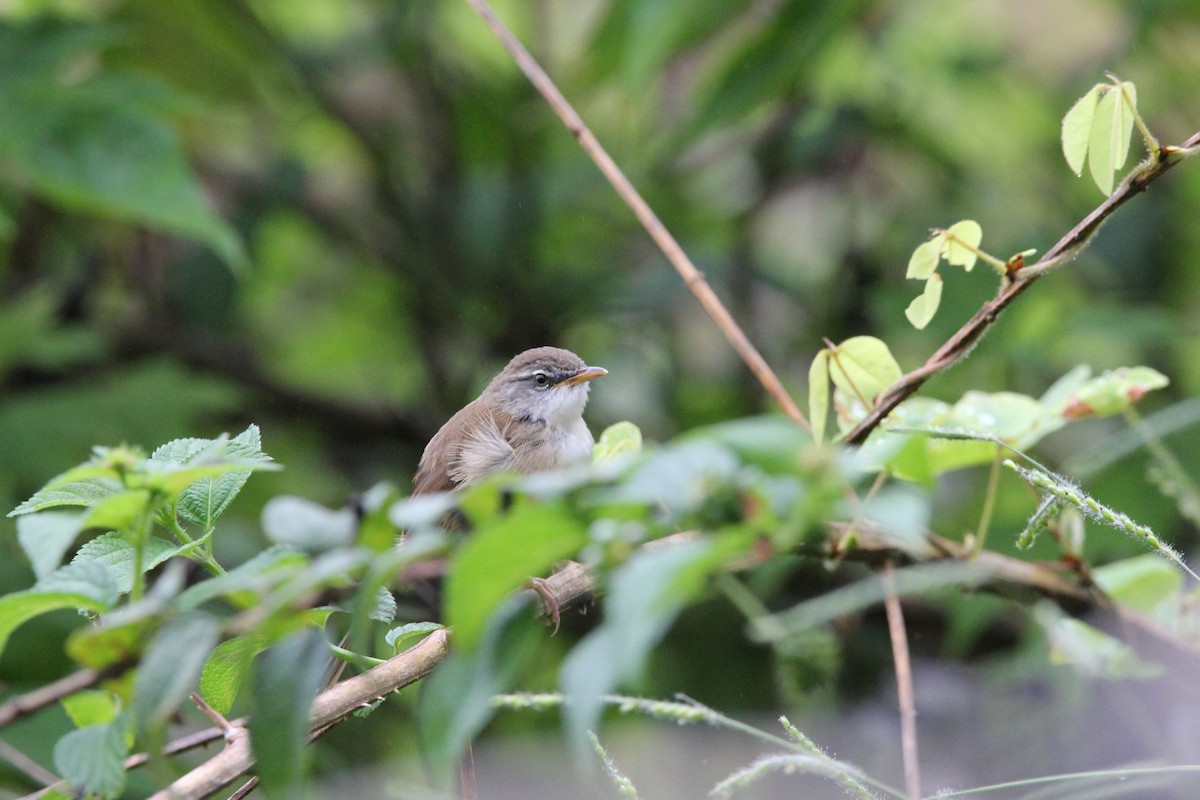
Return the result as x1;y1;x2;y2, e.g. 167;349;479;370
0;738;59;788
462;0;809;432
881;562;920;800
0;659;134;728
846;131;1200;444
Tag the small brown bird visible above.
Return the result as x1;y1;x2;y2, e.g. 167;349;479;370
413;347;607;496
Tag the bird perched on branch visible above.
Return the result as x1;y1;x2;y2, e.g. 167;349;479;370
413;346;607;496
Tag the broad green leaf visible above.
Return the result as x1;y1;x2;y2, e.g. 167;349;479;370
1061;366;1168;418
385;622;445;653
201;633;272;716
71;533;180;595
828;336;902;402
905;274;943;330
132;612;220;734
1062;84;1101;176
445;502;586;651
261;496;356;551
943;220;982;271
66;608;157;669
16;510;83;578
1092;554;1182;615
53;716;131;799
9;476;122;517
593;421;644;463
158;425;272;531
81;490;152;532
681;415;811;473
905;237;942;280
605;440;740;516
62;690;120;728
808;350;830;445
250;629;331;795
0;561;118;661
1039;365;1093;412
174;546;307;610
1086;84;1135;196
561;531;752;755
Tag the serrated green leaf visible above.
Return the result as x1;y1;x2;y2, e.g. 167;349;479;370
250;629;331;795
261;496;356;550
808;350;830;445
1087;87;1119;195
81;490;152;532
944;220;982;271
829;336;902;402
385;622;444;653
132;612;220;734
200;633;272;716
905;237;942;280
446;502;586;651
0;561;118;663
9;476;122;517
16;510;83;578
53;716;130;799
905;274;943;330
62;689;120;728
71;533;179;595
170;425;271;530
1062;84;1101;176
593;421;643;463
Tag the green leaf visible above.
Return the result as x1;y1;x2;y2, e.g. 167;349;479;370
1112;81;1137;171
1060;366;1169;418
681;416;811;473
9;476;122;517
445;502;586;651
606;440;740;517
62;690;120;728
81;490;153;532
261;496;356;551
250;629;331;795
1062;84;1101;176
1087;87;1119;195
593;421;644;463
385;622;445;653
71;533;180;595
16;510;83;579
53;716;131;800
1036;603;1160;679
132;612;220;735
828;336;902;402
157;425;272;531
0;561;118;660
808;350;830;445
200;633;272;716
905;274;943;330
174;546;307;610
905;237;942;280
1092;554;1182;615
943;220;982;271
561;532;751;754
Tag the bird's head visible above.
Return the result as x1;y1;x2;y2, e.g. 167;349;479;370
484;346;607;425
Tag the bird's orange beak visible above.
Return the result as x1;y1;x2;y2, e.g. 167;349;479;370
561;365;608;386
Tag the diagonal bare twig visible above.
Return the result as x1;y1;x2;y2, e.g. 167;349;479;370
462;0;809;432
846;133;1200;444
881;562;920;800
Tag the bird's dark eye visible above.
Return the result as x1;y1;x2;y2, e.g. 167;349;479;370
532;372;550;387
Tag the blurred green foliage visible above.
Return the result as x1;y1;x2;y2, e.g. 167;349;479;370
2;0;1200;797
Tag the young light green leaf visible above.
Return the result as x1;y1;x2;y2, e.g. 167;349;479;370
905;274;943;330
80;490;152;532
828;336;902;402
16;510;83;579
200;633;272;716
132;612;220;734
1087;86;1121;195
250;629;331;795
1062;84;1101;176
808;350;830;445
593;421;644;463
71;533;180;595
1112;81;1137;171
1093;554;1181;615
445;502;586;651
943;220;982;270
1061;366;1169;418
61;689;120;728
53;716;131;799
385;622;445;653
0;561;118;664
905;237;942;280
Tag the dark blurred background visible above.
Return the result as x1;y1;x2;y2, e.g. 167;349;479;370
2;1;1200;796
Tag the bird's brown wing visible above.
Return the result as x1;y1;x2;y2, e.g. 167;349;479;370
412;400;515;495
